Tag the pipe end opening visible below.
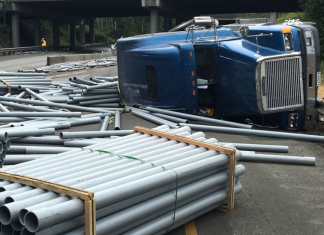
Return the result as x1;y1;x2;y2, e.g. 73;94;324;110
24;212;39;233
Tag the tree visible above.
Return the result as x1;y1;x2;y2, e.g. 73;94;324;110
299;0;324;57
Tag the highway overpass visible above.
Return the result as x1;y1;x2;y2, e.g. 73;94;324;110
0;0;301;47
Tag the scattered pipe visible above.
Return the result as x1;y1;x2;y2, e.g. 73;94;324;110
179;123;324;142
146;107;252;129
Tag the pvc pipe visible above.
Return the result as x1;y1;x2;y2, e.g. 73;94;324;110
3;130;209;217
85;81;118;91
72;94;119;102
2;132;149;172
24;153;230;232
38;96;68;103
2;126;171;174
150;113;189;124
73;77;96;86
7;128;55;138
84;103;120;108
0;72;45;77
1;151;6;161
81;113;111;119
64;139;105;147
70;82;87;89
1;136;205;223
0;103;10;112
30;167;243;235
0;101;59;112
18;86;56;91
59;130;133;139
82;89;119;95
0;142;3;153
7;146;77;154
240;152;316;166
79;97;120;106
92;76;118;81
19;165;222;234
146;107;252;129
90;77;105;83
10;137;64;145
0;133;9;142
4;132;203;222
114;111;120;130
100;116;109;131
132;110;178;129
122;183;243;235
3;141;9;151
219;142;289;153
0;112;81;117
0;97;114;114
180;123;324;142
4;155;52;165
68;117;102;126
5;131;165;173
15;91;26;99
92;167;246;235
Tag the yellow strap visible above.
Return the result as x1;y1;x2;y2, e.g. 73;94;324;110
117;82;127;113
0;78;11;93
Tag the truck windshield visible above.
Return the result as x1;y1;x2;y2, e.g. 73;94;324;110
194;45;217;85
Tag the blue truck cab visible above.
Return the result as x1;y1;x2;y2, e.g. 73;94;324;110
117;17;321;130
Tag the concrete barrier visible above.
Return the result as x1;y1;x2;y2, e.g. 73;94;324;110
47;51;115;65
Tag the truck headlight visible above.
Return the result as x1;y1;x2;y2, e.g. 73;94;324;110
283;33;294;51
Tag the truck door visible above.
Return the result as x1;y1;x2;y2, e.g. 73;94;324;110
194;45;218;112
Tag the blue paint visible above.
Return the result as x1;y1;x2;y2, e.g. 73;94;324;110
117;25;309;129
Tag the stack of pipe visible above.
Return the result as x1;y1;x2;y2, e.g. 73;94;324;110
19;57;117;73
86;58;117;67
0;72;50;95
0;125;245;235
65;80;121;108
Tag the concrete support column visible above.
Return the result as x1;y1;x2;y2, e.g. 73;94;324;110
79;23;85;45
89;18;95;43
164;14;172;32
11;12;20;47
33;18;40;46
70;23;76;50
150;8;159;33
269;12;278;23
53;21;60;47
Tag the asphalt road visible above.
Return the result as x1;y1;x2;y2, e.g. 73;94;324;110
2;53;324;235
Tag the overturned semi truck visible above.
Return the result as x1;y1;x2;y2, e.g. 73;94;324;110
117;16;322;130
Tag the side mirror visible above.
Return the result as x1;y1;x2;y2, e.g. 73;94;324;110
240;25;249;35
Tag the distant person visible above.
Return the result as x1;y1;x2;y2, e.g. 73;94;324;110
41;38;46;52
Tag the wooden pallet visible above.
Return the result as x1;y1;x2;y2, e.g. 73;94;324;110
0;125;236;235
133;126;237;212
0;171;96;235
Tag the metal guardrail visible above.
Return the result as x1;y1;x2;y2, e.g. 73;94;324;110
0;43;110;56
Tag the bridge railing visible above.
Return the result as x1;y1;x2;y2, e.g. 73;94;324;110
0;43;110;56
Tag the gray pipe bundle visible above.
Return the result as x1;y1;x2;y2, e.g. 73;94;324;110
0;125;244;235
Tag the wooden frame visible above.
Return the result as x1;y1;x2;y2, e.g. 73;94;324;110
133;126;236;212
0;125;235;235
0;171;96;235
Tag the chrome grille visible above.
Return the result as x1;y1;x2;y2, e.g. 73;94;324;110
260;56;304;112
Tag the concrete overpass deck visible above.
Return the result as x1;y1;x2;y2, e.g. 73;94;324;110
0;0;301;47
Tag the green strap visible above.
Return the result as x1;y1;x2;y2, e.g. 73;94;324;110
93;149;179;231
